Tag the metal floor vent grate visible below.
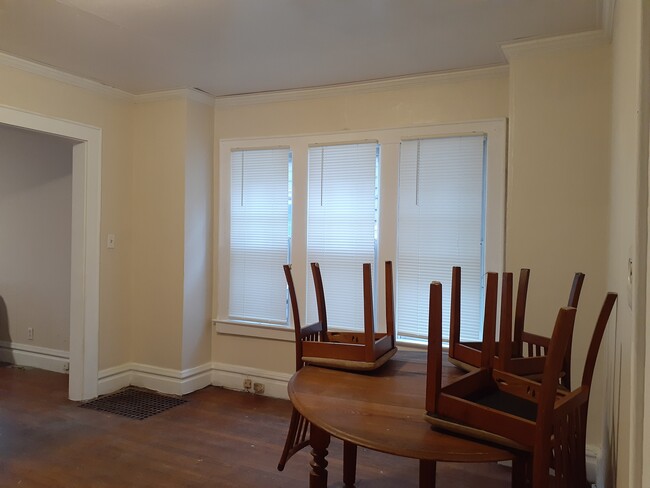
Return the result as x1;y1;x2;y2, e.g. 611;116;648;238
79;387;187;420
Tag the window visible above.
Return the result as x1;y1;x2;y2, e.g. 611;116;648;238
306;143;379;329
228;147;291;324
217;120;505;343
397;136;486;342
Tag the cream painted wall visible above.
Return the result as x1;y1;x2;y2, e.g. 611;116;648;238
0;63;133;371
0;125;73;351
131;95;215;372
607;0;646;486
212;71;510;371
182;99;214;371
214;334;296;373
132;98;186;370
505;40;612;452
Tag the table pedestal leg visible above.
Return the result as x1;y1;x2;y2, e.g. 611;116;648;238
419;460;436;488
309;425;330;488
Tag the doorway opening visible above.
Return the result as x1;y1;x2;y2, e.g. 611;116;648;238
0;105;101;401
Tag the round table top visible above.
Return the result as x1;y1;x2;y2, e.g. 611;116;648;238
288;350;513;463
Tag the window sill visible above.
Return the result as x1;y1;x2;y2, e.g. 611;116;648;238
213;319;295;342
213;320;449;352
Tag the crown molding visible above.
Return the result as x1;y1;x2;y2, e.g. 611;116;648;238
0;50;218;106
134;88;215;107
0;49;508;109
213;65;509;108
0;50;134;102
501;29;609;62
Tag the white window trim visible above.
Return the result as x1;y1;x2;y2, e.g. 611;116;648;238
216;119;507;339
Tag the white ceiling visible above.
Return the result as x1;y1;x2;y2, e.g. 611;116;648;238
0;0;603;97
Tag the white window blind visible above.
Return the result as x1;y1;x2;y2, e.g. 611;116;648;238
229;148;290;324
397;135;486;341
306;143;378;330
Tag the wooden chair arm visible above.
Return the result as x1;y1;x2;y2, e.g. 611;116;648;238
520;331;550;348
492;370;542;404
553;386;589;418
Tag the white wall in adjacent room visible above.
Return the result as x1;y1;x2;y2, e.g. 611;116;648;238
0;124;73;352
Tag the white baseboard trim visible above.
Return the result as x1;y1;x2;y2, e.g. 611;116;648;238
98;362;291;399
211;362;292;399
130;363;213;396
586;445;600;487
98;362;213;397
0;341;69;373
97;363;132;395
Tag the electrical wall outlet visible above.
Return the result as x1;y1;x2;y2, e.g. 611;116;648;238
27;327;34;341
253;382;265;395
243;378;252;390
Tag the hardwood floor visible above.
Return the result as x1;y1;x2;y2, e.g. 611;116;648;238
0;365;513;487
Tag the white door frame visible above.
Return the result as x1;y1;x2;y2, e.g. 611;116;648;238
0;104;101;401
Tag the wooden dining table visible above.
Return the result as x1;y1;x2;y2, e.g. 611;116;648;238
288;350;516;488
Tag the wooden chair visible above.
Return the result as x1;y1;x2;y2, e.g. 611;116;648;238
300;261;397;370
448;267;585;389
502;288;617;487
426;275;617;487
553;291;617;487
277;264;358;487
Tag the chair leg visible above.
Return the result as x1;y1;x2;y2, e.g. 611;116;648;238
278;408;310;471
512;455;531;488
343;441;357;487
419;459;436;488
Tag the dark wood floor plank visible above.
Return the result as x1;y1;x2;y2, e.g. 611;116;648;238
0;365;512;487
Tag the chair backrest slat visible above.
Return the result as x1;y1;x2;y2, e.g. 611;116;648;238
562;272;586;389
512;268;531;356
362;263;375;361
310;262;329;339
284;264;301;344
449;266;461;358
385;261;396;340
567;273;586;308
425;281;443;414
581;293;617;389
497;272;514;369
481;272;499;369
